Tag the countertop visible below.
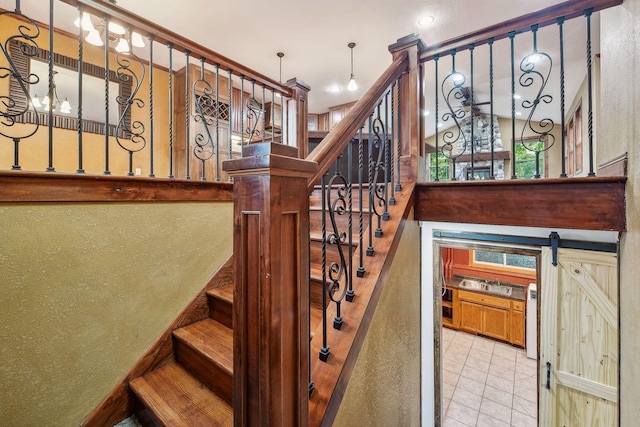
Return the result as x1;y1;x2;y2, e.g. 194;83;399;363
445;275;526;301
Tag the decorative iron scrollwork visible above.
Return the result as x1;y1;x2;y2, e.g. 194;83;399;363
0;9;40;140
192;73;216;166
518;26;556;178
115;42;146;173
245;97;263;142
370;116;388;236
440;64;469;178
324;172;350;330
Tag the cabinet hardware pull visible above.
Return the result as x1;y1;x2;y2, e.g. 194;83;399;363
546;362;551;389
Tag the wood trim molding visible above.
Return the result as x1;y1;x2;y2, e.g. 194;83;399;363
82;257;233;427
598;152;628;177
0;172;233;202
419;0;623;61
415;177;627;231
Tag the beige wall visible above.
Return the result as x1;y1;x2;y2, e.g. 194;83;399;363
0;13;171;176
0;201;233;426
600;1;640;425
334;214;422;426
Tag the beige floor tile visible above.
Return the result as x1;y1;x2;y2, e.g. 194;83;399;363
456;376;485;397
465;356;491;373
488;363;515;381
510;408;537;427
476;413;510;427
493;343;517;360
512;395;537;418
446;401;479;426
444;359;465;375
491;353;517;370
513;379;537;403
452;386;483;411
468;347;493;361
444;370;460;386
461;364;489;383
443;416;470;427
485;373;514;393
479;397;512;424
482;384;513;408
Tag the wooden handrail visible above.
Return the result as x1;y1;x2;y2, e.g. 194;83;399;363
419;0;623;62
57;0;292;95
305;51;409;191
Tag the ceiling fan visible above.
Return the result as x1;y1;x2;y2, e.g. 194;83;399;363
459;87;490;114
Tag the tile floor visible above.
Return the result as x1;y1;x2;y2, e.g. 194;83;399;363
441;328;538;427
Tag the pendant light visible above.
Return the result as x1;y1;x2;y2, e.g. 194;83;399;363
347;42;357;91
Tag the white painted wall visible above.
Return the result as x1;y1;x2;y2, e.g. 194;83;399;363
420;221;618;425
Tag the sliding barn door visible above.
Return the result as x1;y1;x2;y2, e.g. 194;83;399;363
540;247;618;426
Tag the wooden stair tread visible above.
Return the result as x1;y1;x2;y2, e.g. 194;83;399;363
130;363;232;426
173;319;233;375
207;285;234;304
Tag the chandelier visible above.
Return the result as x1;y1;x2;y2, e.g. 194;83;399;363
74;12;145;53
31;71;71;114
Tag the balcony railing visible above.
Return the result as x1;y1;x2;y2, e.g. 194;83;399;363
421;0;622;182
1;0;298;181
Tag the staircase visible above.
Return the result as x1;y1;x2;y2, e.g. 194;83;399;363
126;187;365;425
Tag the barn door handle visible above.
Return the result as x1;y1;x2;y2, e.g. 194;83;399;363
546;362;551;389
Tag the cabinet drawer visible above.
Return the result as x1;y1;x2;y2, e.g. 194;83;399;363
512;301;525;311
458;290;511;309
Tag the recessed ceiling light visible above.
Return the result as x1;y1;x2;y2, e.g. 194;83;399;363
516;111;522;116
418;15;435;28
424;110;430;116
513;94;521;100
328;85;341;93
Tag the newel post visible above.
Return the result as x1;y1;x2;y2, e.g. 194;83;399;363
389;34;427;182
223;143;316;426
285;78;311;159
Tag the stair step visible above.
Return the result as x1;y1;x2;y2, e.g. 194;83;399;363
207;285;233;329
173;319;233;405
130;363;232;427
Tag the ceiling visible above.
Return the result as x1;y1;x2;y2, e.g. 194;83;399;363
106;0;571;113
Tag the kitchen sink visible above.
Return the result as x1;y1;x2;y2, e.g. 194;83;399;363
458;279;513;297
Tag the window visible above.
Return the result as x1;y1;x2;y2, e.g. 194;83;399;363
565;103;582;176
429;152;450;181
514;137;546;179
473;250;536;270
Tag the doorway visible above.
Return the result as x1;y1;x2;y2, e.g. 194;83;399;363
426;229;620;427
434;240;540;427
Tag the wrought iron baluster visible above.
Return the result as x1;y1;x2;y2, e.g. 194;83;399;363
396;76;402;190
469;44;475;180
148;35;155;177
228;68;233;181
366;114;374;257
115;31;146;176
389;81;396;204
76;6;84;174
434;55;440;181
261;85;265;143
192;57;215;181
509;31;517;179
46;0;54;172
489;38;495;179
271;89;275;143
326;167;349;330
184;51;190;179
240;76;244;151
319;175;330;362
558;17;567;178
585;8;595;176
371;107;387;237
215;63;220;181
167;42;174;178
346;133;354;302
0;3;41;171
104;17;111;175
440;51;468;181
519;24;555;179
357;126;365;277
382;90;390;220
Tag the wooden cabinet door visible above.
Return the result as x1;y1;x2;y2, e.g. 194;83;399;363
482;305;509;342
540;248;618;426
459;300;482;334
510;306;525;347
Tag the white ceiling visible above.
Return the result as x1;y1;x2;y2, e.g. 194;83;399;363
109;0;571;113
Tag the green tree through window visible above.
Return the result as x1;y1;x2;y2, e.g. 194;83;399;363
429;152;450;181
514;140;545;178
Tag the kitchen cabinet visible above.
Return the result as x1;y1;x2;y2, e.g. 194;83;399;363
328;101;357;129
510;300;525;347
308;114;318;131
457;289;523;346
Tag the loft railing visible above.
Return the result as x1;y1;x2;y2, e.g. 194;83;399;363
422;0;622;182
0;0;299;181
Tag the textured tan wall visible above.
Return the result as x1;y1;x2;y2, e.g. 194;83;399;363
0;201;233;426
333;215;421;426
600;2;640;425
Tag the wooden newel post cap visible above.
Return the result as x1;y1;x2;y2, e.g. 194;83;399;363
222;142;317;178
